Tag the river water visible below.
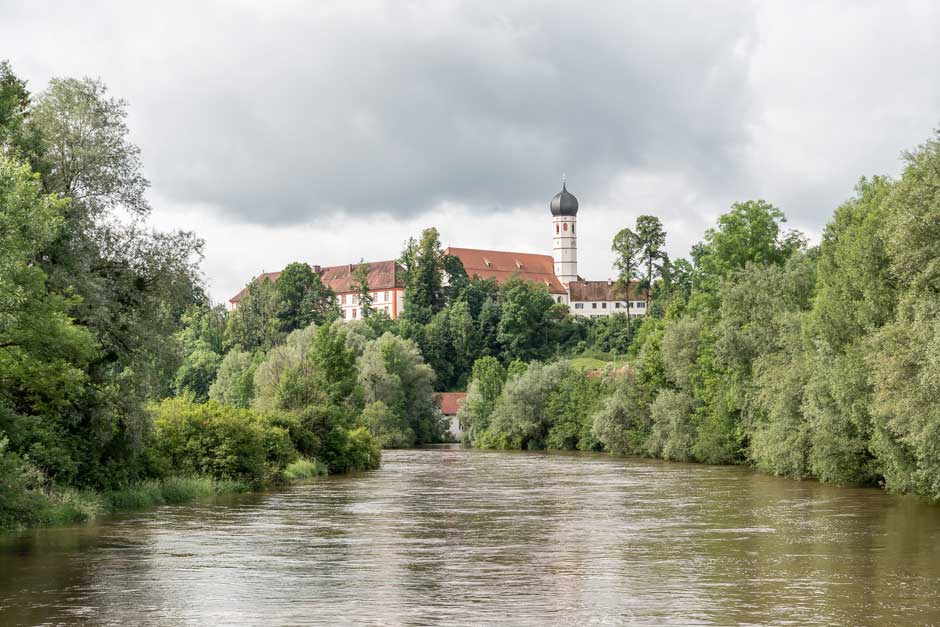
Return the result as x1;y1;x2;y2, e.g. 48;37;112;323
2;447;940;626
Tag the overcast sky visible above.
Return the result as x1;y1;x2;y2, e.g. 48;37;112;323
2;1;939;302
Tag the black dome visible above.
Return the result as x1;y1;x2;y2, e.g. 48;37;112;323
550;183;578;216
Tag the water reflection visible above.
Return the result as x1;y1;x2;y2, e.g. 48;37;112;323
1;447;940;626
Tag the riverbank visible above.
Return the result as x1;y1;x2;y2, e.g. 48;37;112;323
1;457;328;532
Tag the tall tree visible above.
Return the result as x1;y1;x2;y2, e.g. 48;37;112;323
275;262;337;332
0;156;97;483
635;215;667;308
611;227;641;320
0;61;42;162
24;76;202;486
225;278;282;352
399;227;448;324
353;259;373;319
692;200;803;292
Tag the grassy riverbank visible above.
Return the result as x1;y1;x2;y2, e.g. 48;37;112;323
5;459;329;531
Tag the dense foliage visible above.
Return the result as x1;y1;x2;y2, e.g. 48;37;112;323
462;131;940;502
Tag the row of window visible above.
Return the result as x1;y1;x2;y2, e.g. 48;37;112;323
554;222;575;234
340;305;393;319
572;301;647;310
339;291;393;305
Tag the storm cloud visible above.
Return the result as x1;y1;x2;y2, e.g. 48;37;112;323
2;0;939;300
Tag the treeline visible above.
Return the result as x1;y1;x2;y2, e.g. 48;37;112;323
0;63;391;528
461;132;940;501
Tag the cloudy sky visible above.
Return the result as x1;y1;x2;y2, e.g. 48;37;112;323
3;1;939;302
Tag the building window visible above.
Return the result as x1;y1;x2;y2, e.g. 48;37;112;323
563;223;568;231
572;224;575;234
575;303;583;309
637;301;646;308
602;302;607;309
352;309;357;319
615;302;621;309
384;291;389;301
340;309;346;319
556;224;559;233
592;302;597;309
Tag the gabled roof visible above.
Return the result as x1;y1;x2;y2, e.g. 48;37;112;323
436;391;466;416
567;280;647;302
320;260;403;294
228;271;282;305
445;247;567;294
229;260;403;304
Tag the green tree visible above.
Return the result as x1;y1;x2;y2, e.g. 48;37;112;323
868;131;940;499
174;299;227;401
0;156;97;483
209;349;260;409
28;76;203;484
496;277;564;362
635;215;667;308
692;200;804;295
0;61;43;163
458;356;506;444
275;262;338;332
352;259;374;319
611;227;641;319
225;278;282;352
357;333;443;446
399;227;448;324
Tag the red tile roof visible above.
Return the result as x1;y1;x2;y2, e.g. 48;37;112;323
567;280;647;302
436;391;466;416
445;247;567;294
229;260;403;304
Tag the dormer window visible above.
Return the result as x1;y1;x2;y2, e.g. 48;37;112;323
515;260;524;269
483;257;492;267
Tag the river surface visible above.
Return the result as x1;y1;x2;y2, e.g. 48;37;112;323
2;447;940;626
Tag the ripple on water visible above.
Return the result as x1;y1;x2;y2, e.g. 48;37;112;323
2;447;940;627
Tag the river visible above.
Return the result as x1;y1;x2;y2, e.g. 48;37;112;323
2;447;940;626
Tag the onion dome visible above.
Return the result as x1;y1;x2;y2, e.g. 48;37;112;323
550;181;578;216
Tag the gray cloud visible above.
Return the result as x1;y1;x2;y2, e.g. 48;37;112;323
2;0;760;225
3;0;940;295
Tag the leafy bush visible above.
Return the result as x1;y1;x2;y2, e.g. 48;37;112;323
284;457;328;480
149;398;284;483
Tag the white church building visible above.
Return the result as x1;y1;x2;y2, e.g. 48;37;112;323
230;183;647;319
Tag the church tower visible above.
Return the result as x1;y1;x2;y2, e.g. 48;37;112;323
550;180;579;286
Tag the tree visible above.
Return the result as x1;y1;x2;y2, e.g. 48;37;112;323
174;299;227;401
692;200;804;293
399;227;447;324
0;156;97;484
0;61;43;162
868;131;940;499
357;333;443;446
496;277;561;363
225;278;282;352
275;262;338;332
611;227;641;319
209;349;259;409
458;356;506;444
635;215;667;308
27;76;203;485
352;259;374;319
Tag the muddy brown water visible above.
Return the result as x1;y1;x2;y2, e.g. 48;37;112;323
2;446;940;626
